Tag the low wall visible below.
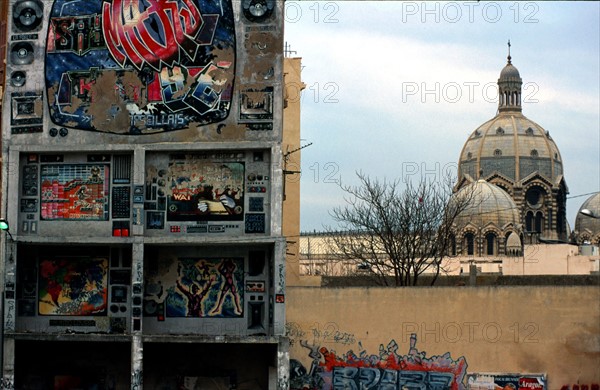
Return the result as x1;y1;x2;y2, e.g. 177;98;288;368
286;286;600;389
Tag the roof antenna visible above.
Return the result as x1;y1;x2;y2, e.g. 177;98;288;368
507;39;512;64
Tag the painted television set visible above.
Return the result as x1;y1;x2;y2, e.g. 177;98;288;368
44;0;235;135
145;150;272;237
165;161;245;222
143;246;272;336
146;257;245;319
16;246;133;334
40;164;110;221
38;256;108;316
18;153;134;238
3;0;283;144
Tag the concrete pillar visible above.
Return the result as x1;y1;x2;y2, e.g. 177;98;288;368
131;241;144;389
131;335;143;389
276;337;290;389
1;338;14;389
1;239;16;384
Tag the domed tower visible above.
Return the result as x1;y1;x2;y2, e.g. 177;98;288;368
451;180;522;257
456;44;569;244
573;192;600;245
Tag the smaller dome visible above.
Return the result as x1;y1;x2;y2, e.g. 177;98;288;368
499;63;521;80
453;180;521;230
506;232;522;249
505;231;522;256
574;192;600;244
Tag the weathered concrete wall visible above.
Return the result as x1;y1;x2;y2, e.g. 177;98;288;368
287;286;600;389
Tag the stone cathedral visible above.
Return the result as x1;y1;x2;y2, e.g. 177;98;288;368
454;48;569;254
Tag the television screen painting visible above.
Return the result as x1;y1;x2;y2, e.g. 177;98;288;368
40;164;109;220
166;160;245;222
38;257;108;316
45;0;235;134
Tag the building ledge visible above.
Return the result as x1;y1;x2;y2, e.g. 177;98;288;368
142;334;283;344
5;332;286;344
5;332;131;342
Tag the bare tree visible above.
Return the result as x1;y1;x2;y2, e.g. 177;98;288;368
324;172;477;286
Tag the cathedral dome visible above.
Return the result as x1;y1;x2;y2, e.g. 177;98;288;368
458;113;564;184
574;192;600;244
499;62;521;80
453;180;521;230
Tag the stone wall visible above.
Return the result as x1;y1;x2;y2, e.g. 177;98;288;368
287;286;600;389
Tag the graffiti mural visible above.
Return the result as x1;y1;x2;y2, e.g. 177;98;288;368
40;164;109;220
45;0;235;134
145;257;244;318
290;333;468;390
38;257;108;316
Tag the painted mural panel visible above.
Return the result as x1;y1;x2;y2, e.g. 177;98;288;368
45;0;235;134
289;332;468;390
145;257;244;318
40;164;109;220
164;158;244;221
38;257;108;316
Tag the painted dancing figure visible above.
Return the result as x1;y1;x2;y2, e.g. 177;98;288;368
176;268;215;317
210;259;242;315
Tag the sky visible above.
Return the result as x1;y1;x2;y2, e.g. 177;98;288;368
283;1;600;232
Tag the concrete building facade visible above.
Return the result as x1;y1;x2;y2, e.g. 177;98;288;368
1;1;287;388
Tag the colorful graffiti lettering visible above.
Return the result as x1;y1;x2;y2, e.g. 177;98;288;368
290;334;467;390
102;0;203;70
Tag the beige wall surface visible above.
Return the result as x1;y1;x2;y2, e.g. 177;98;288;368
287;286;600;389
283;57;305;287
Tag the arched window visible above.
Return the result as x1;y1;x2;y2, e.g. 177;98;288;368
525;211;534;232
557;210;565;234
486;232;496;256
535;212;543;233
465;233;475;256
526;187;544;207
449;234;456;256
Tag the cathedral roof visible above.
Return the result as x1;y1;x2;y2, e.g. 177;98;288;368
453;180;521;231
574;192;600;241
499;63;521;80
458;49;564;186
458;112;564;184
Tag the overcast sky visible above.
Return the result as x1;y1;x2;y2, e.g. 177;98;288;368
284;1;600;232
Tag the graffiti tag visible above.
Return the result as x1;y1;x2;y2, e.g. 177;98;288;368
102;0;203;70
291;334;467;390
